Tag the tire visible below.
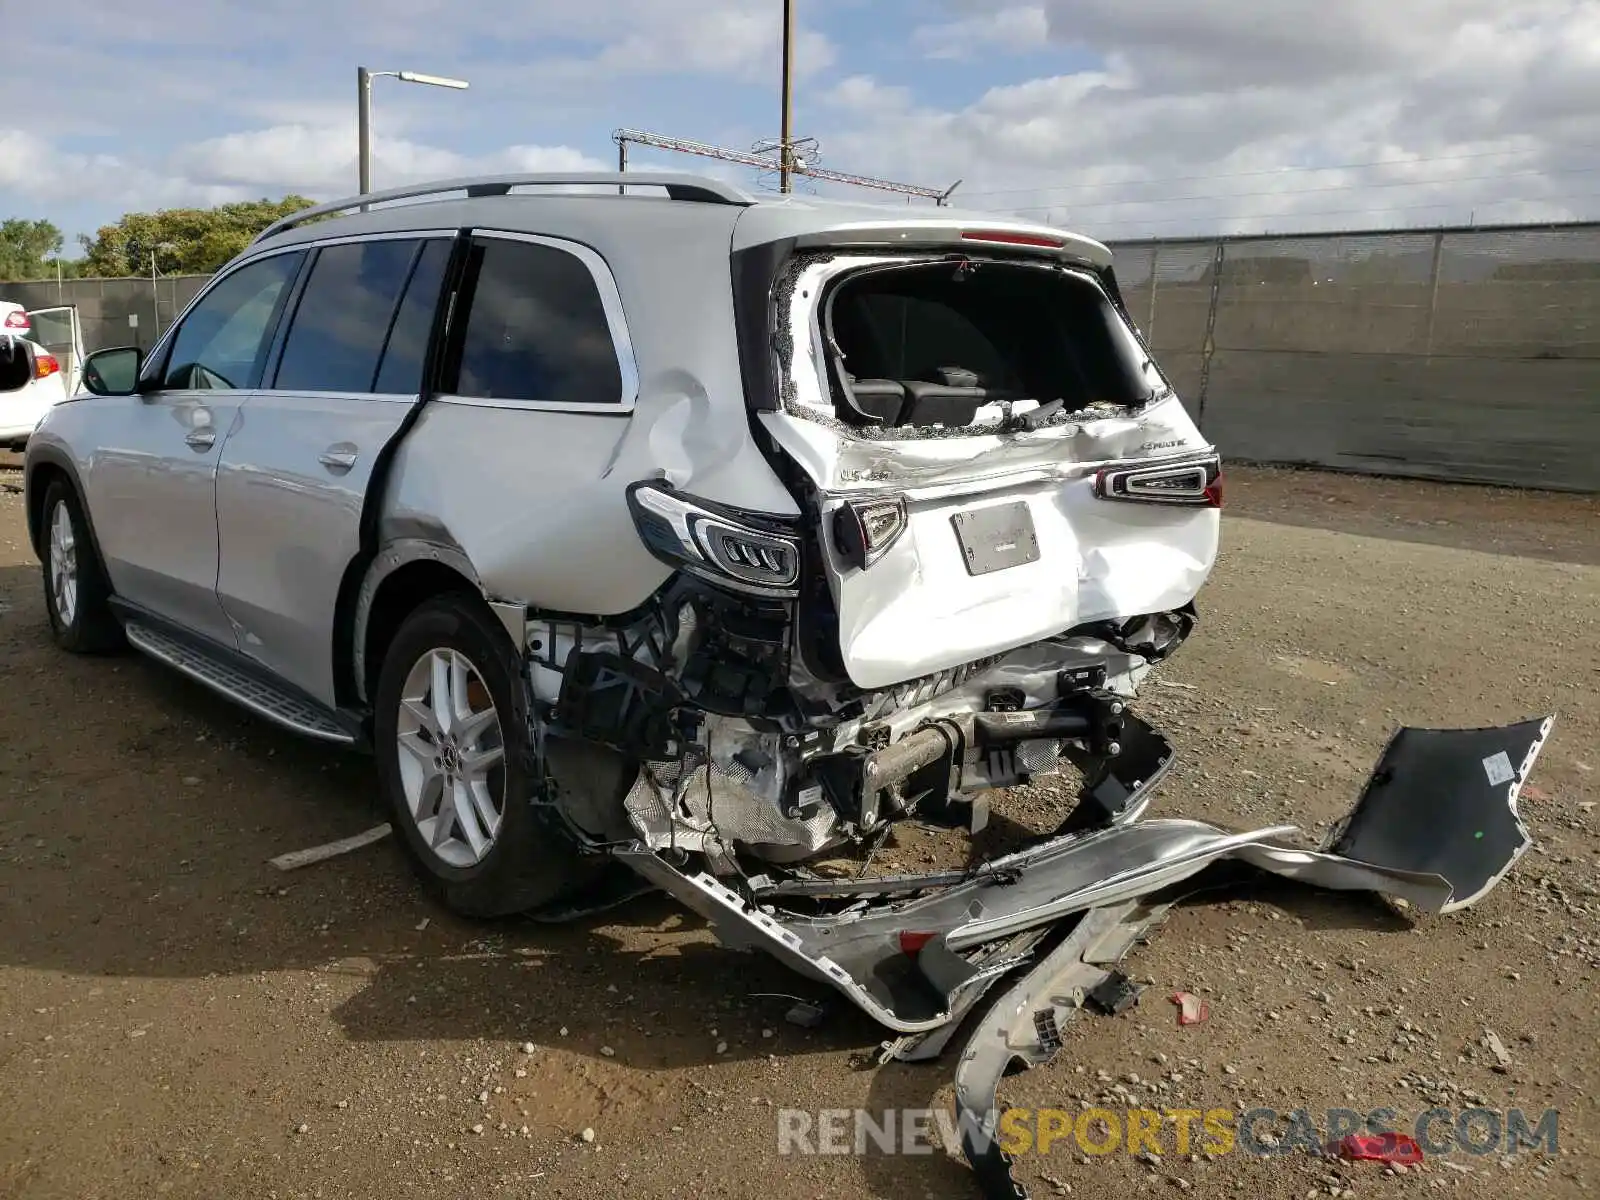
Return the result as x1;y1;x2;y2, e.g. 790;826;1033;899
373;592;589;918
39;478;124;653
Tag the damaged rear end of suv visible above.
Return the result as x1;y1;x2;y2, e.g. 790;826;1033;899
530;199;1553;1195
552;206;1236;977
33;175;1552;1200
518;195;1544;1006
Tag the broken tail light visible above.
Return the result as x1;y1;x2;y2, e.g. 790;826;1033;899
2;310;29;331
34;352;59;380
832;495;908;570
627;480;802;598
898;931;936;955
1093;453;1222;508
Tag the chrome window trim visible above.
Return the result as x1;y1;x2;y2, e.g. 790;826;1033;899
432;228;641;415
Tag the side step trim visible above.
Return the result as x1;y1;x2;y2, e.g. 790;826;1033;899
123;620;354;744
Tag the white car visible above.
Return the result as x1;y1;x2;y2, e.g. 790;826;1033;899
1;301;84;448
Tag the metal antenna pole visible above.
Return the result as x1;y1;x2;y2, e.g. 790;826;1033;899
779;0;796;193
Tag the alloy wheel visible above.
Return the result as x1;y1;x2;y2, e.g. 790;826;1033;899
395;647;507;868
48;500;78;628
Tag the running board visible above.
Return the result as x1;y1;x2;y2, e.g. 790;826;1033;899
123;620;354;744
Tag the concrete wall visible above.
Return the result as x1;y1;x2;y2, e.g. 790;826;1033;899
5;222;1599;491
1107;226;1600;492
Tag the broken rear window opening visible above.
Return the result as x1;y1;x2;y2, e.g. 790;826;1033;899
812;256;1165;437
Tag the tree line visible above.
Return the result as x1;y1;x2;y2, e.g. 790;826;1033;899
0;197;315;282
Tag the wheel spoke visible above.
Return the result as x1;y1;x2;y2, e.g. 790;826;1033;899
401;697;440;738
429;651;455;735
468;778;501;841
462;743;503;776
411;768;443;823
451;777;489;858
398;730;440;770
456;705;498;747
449;653;472;727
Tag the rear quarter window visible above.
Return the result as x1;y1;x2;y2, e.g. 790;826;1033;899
447;237;625;406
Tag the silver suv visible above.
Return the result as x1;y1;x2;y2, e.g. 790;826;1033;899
23;173;1549;1080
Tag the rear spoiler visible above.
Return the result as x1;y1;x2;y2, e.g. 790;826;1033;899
790;221;1113;269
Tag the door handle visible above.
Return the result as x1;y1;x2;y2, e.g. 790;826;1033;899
319;448;359;472
184;429;215;451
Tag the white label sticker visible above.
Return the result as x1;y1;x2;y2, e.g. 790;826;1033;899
1482;751;1515;787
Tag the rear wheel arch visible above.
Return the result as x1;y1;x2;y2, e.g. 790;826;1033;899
351;546;490;708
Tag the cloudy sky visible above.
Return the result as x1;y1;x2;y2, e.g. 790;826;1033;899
4;0;1598;250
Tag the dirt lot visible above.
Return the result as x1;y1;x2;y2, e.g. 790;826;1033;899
0;460;1595;1200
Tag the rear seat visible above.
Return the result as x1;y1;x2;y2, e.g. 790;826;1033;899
836;365;1023;429
900;366;1018;427
838;371;907;426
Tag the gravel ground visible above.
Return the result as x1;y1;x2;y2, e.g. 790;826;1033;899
0;459;1595;1199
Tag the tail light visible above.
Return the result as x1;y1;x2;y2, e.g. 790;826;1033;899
627;480;801;598
1093;453;1222;508
898;931;936;955
3;310;29;332
34;352;59;380
832;496;908;570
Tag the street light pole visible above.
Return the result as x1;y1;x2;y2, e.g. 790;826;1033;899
356;66;470;197
357;66;373;196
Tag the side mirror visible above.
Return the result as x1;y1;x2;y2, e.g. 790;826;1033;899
81;346;144;396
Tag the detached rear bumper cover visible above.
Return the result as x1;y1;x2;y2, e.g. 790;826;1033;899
621;715;1552;1038
951;715;1553;1200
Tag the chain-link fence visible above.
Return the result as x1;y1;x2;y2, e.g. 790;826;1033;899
5;223;1599;490
1107;224;1600;491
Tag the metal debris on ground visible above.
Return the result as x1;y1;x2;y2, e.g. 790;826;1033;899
784;1000;828;1029
1169;991;1209;1025
1084;971;1144;1016
268;823;392;871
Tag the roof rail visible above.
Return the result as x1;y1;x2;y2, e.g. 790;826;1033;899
253;171;759;243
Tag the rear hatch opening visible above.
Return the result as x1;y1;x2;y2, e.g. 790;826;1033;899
791;252;1167;439
0;335;34;393
751;248;1221;692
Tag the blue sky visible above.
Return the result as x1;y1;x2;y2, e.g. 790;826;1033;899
4;0;1598;255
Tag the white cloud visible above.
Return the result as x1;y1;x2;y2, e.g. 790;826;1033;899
817;0;1600;237
0;120;606;220
913;6;1050;60
4;0;1600;246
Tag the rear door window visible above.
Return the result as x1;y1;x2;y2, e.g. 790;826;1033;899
447;236;625;406
373;239;453;394
273;239;420;393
